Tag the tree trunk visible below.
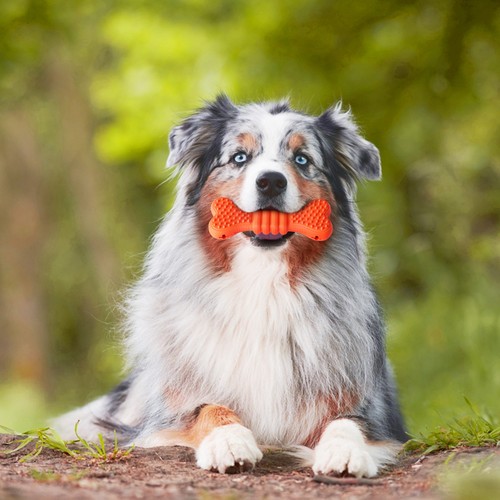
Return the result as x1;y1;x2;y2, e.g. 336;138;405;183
0;109;49;386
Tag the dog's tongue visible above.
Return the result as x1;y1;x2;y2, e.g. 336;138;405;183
256;232;283;240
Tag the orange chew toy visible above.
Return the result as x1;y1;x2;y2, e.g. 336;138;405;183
209;198;333;241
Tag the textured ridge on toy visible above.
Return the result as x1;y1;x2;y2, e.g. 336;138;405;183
208;197;333;241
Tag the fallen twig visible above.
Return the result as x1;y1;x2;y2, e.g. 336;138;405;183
313;475;382;486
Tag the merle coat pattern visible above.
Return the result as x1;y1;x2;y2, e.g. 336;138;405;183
53;95;406;478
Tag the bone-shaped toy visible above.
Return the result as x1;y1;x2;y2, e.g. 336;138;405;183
208;197;333;241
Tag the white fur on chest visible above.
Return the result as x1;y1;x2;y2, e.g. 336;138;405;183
162;244;330;445
126;217;376;446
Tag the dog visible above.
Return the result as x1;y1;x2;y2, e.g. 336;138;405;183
53;95;406;478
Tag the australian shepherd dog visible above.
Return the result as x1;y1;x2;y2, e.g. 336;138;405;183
53;95;406;478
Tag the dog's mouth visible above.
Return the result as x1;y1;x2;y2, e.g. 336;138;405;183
243;231;295;248
208;198;332;247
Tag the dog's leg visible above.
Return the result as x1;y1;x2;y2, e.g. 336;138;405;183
312;418;400;478
192;405;262;473
140;404;262;473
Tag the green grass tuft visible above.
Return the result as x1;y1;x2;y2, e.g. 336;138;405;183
0;421;134;462
404;398;500;455
72;421;135;460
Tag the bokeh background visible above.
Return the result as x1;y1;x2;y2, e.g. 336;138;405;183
0;0;499;435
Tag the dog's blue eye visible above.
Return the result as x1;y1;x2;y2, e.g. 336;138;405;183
294;154;309;166
233;152;248;164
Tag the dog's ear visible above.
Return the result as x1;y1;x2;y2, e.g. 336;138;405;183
317;103;381;181
167;94;238;168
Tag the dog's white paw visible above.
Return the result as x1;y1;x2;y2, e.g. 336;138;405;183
196;423;263;474
313;437;378;478
312;419;378;478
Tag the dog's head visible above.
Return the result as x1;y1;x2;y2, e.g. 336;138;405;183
167;95;380;270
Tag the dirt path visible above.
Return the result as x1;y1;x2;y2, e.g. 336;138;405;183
1;434;499;499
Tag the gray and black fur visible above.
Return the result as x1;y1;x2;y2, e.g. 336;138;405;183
53;95;406;477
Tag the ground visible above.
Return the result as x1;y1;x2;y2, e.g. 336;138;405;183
1;434;499;499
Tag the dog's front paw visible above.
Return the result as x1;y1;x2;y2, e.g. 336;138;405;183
196;423;263;474
313;437;378;478
312;419;378;478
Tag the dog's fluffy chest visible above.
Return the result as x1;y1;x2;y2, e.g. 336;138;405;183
170;245;333;444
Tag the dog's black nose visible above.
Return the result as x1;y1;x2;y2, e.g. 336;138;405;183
256;171;287;197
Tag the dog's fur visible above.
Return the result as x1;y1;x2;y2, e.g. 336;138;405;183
53;95;406;477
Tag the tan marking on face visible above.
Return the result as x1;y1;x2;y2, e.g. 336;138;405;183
286;163;329;201
285;236;328;287
196;171;244;273
288;133;305;151
282;164;336;286
237;132;258;152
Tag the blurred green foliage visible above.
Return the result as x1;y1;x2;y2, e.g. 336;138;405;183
0;0;498;434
